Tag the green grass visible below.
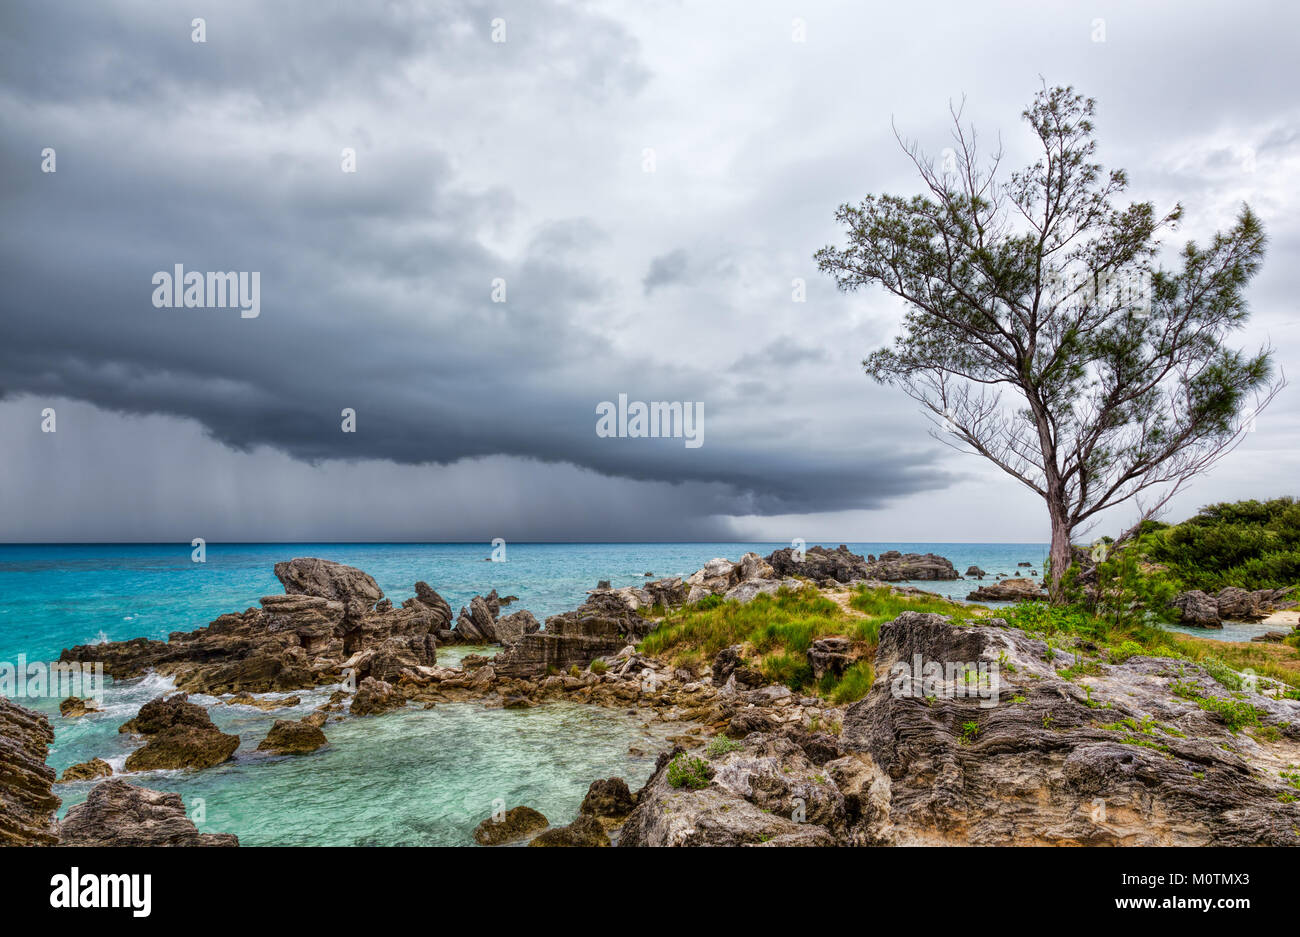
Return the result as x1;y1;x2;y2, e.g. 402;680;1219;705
639;584;972;703
666;753;712;789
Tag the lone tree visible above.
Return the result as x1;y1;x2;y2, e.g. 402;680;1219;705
816;85;1283;600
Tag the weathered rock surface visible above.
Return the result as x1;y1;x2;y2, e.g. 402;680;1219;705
579;777;637;823
350;677;406;716
122;694;241;772
494;609;541;647
494;592;655;677
473;805;548;845
529;813;610;846
766;544;869;583
966;577;1045;602
59;696;100;718
836;611;1300;845
864;551;959;581
1172;589;1221;627
0;698;60;845
59;758;113;783
965;566;986;578
60;559;451;695
59;779;238;846
807;637;853;680
257;719;327;754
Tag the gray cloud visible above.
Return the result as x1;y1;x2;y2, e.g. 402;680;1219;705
2;0;1297;541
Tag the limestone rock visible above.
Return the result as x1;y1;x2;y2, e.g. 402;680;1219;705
59;758;113;783
1172;590;1221;627
257;719;327;754
579;777;637;823
349;677;406;716
966;578;1046;602
529;814;610;846
122;694;240;772
0;698;60;845
59;696;100;718
473;805;548;845
59;779;238;846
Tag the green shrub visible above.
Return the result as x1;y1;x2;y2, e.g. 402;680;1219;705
666;753;712;789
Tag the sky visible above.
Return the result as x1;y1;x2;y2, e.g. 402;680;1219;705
1;0;1297;543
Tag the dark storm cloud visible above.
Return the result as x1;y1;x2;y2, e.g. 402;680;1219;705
3;0;1297;541
0;0;957;531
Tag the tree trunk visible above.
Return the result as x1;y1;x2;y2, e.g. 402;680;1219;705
1047;510;1073;604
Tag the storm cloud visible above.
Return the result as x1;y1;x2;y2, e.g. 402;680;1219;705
1;0;1297;541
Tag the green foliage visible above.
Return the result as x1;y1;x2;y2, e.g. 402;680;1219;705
705;736;743;757
1144;497;1300;591
589;659;608;675
666;753;712;789
826;661;874;705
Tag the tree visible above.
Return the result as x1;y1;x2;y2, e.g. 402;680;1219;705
816;85;1284;601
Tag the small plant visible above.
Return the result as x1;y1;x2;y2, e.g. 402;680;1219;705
706;736;743;757
1110;641;1144;664
589;659;608;675
959;721;980;744
666;753;712;790
568;664;582;677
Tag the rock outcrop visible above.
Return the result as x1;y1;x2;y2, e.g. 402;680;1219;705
493;592;655;677
529;814;610;846
59;779;239;846
966;578;1045;602
766;545;870;583
349;677;406;716
473;805;548;845
1172;587;1295;626
0;698;60;845
121;694;241;772
257;719;327;754
579;777;637;824
60;559;453;695
59;696;100;718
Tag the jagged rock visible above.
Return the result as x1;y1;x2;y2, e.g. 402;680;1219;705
473;805;548;845
837;610;1300;845
643;576;688;608
1172;590;1221;627
225;693;301;711
766;544;869;583
579;777;637;822
1216;587;1293;622
59;758;113;783
864;551;959;581
529;814;610;846
348;634;437;683
274;557;383;623
62;560;444;695
808;637;853;680
455;595;498;643
494;593;654;677
723;578;802;604
965;566;986;578
966;578;1045;602
122;694;240;772
736;552;775;581
494;609;541;647
257;719;327;754
727;708;776;737
0;698;60;845
350;677;406;716
712;646;742;685
618;744;839;847
413;581;453;628
59;779;238;846
59;696;100;718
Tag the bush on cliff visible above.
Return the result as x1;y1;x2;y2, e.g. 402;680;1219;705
1141;497;1300;592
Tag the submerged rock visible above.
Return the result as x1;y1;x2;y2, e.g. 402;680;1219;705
579;777;637;823
59;779;238;846
59;696;100;718
473;805;548;845
0;698;60;845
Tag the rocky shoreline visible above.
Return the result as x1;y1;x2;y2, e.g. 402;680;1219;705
3;545;1298;847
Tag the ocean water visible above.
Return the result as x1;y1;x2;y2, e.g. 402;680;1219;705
0;541;1263;845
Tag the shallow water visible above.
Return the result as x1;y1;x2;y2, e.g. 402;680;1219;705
2;541;1254;845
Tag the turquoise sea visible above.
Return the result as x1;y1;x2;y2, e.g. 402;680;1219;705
0;541;1265;845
